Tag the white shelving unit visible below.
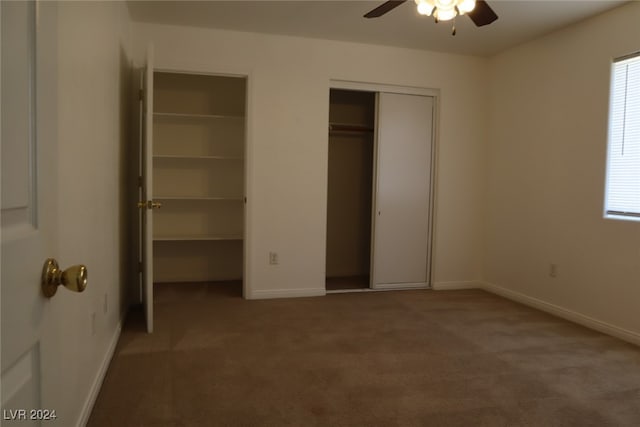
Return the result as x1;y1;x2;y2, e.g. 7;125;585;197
154;196;244;201
152;72;246;283
154;235;244;242
153;155;243;160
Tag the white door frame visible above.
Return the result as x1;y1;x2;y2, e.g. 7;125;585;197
327;79;439;290
137;46;155;333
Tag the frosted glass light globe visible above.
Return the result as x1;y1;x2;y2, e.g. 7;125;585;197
417;1;434;15
458;0;476;14
434;6;456;21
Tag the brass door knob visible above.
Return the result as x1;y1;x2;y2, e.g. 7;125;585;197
137;201;162;209
41;258;88;298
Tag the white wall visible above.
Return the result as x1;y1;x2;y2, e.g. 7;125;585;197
133;23;489;297
52;2;132;424
486;2;640;337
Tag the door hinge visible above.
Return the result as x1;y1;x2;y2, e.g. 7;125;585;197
138;176;143;187
138;262;142;273
139;89;144;101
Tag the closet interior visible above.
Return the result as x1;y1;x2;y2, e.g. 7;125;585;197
152;72;246;285
326;89;375;291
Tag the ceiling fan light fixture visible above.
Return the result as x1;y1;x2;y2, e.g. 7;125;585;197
414;0;477;21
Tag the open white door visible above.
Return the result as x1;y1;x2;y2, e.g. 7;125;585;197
1;1;68;422
372;92;434;289
139;47;154;333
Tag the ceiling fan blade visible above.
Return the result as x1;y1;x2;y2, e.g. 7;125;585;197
467;0;498;27
364;0;407;18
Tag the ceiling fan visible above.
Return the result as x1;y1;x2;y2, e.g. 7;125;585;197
364;0;498;30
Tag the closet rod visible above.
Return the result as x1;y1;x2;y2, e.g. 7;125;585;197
328;123;374;133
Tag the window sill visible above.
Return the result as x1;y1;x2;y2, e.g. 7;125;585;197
604;213;640;223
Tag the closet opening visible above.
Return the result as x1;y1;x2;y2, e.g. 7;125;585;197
326;89;376;291
150;72;247;299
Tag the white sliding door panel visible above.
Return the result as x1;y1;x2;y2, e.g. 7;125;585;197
373;93;433;288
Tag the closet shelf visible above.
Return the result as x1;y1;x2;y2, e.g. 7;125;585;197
153;234;243;242
154;112;244;120
328;123;374;133
154;196;244;201
153;155;243;161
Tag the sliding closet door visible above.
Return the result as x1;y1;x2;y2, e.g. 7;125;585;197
372;93;434;288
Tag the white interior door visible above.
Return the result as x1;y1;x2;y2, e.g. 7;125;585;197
372;92;434;289
1;1;60;422
140;47;154;333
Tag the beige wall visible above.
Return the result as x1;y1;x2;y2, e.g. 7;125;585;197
131;2;639;335
486;2;640;336
133;23;489;297
55;2;132;424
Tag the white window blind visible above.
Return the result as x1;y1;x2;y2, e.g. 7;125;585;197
605;53;640;220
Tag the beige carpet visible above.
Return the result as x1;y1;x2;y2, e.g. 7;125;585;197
88;282;640;426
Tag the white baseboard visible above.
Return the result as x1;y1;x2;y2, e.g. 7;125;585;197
247;287;326;300
76;318;122;427
480;281;640;347
432;281;482;290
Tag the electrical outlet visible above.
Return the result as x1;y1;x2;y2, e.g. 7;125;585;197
269;252;279;265
103;293;108;314
549;263;558;278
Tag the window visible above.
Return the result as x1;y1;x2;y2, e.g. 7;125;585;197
605;52;640;221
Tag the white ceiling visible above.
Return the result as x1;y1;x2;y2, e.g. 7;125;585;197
127;0;627;56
